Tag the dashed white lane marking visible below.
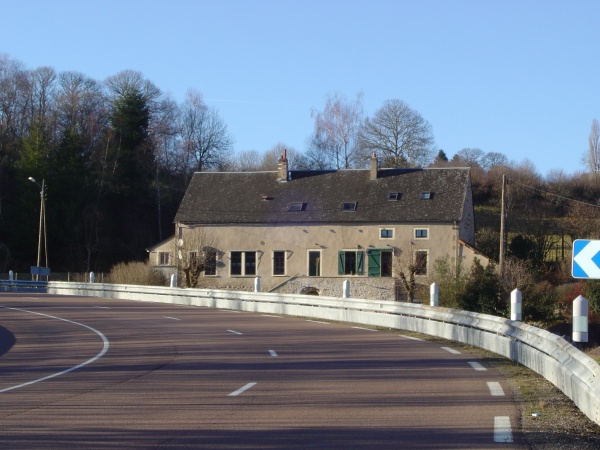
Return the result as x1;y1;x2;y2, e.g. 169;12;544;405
0;306;110;393
468;361;487;371
227;329;243;335
306;320;328;324
494;416;513;442
94;306;110;309
262;314;283;318
228;382;257;397
441;346;461;355
400;335;424;341
269;350;278;357
487;381;505;396
352;326;377;331
165;316;181;320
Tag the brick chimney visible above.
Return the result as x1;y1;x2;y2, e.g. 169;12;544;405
370;152;378;180
277;149;289;182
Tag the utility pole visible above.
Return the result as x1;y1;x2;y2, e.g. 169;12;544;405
29;177;48;280
499;174;506;276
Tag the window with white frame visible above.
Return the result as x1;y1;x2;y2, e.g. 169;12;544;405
273;251;286;276
338;250;364;275
367;249;393;277
158;252;170;266
204;248;217;276
414;250;428;276
380;228;394;239
230;251;257;276
414;228;429;239
308;250;321;276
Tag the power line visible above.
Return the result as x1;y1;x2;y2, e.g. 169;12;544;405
507;177;600;210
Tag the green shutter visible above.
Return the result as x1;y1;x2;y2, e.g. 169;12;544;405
368;250;381;277
338;251;345;275
357;251;364;275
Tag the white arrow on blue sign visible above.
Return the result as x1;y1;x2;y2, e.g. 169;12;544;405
572;239;600;279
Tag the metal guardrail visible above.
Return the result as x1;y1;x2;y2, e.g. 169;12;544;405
1;279;599;425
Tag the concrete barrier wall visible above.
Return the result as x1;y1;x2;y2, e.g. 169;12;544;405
2;279;600;425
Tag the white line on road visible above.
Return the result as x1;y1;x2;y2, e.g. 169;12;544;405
262;314;283;318
306;320;329;324
94;306;110;309
468;361;487;371
352;326;377;331
269;350;278;357
165;316;181;320
0;306;110;393
228;382;257;397
487;381;505;396
400;335;424;341
227;329;243;335
494;416;513;442
441;346;461;355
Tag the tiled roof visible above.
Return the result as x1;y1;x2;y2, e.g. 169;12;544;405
174;167;471;225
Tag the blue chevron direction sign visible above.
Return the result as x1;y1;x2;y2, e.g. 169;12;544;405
572;239;600;279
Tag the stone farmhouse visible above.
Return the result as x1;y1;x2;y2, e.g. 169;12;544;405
148;152;489;300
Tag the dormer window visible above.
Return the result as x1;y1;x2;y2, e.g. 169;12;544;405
421;192;433;199
388;192;401;201
341;202;357;212
288;202;305;211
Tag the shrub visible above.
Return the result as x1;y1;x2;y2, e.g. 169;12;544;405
583;279;600;317
522;281;559;322
109;261;167;286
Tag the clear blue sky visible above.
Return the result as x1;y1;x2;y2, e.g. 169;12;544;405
2;0;598;177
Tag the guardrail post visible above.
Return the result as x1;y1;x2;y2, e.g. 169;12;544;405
430;282;438;306
9;270;13;281
89;272;95;283
170;274;176;288
573;295;589;343
343;280;350;298
510;288;522;321
254;276;261;292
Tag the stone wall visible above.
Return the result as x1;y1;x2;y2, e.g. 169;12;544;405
269;276;397;301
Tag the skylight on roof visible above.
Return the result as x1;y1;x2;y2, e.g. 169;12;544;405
341;201;357;211
288;202;305;211
388;192;401;201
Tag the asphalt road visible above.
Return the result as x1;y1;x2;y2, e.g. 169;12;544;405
0;293;523;449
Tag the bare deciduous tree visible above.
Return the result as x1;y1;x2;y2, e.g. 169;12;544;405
359;99;434;168
310;92;364;169
176;227;219;288
393;241;427;302
585;118;600;177
178;89;233;174
456;148;485;167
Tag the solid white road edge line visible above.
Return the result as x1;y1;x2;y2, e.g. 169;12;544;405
0;306;110;393
487;381;505;396
494;416;513;442
269;350;278;357
227;329;243;335
468;361;487;371
228;382;257;397
441;346;461;355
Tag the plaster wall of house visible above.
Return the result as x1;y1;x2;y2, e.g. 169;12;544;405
172;221;458;289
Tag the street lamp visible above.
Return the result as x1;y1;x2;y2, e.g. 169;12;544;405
28;177;48;276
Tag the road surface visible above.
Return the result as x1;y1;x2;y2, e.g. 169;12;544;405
0;293;523;448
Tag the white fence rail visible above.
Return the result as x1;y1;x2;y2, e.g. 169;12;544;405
2;280;600;425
